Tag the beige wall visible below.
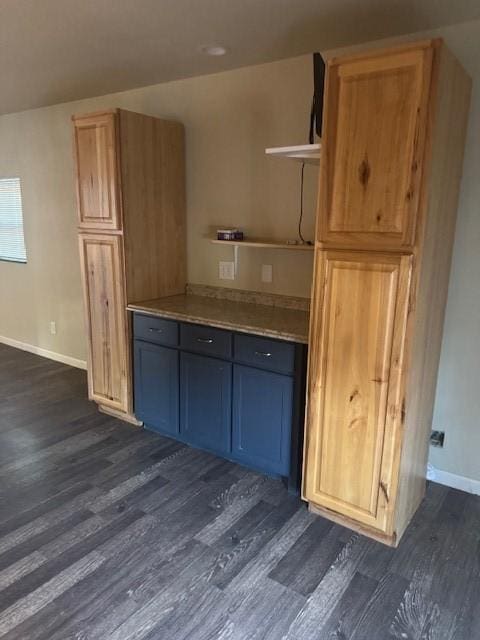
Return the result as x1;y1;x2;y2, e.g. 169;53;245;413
0;55;317;364
426;22;480;483
0;20;479;482
0;107;84;362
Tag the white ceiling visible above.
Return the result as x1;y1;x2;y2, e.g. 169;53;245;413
1;0;479;115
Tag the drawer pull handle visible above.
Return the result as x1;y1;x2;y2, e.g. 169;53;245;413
255;350;272;358
148;328;163;333
197;337;214;344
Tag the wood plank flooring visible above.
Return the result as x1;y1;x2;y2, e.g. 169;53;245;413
0;343;479;639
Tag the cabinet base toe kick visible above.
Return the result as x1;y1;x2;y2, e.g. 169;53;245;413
307;502;399;547
98;404;143;427
132;314;307;492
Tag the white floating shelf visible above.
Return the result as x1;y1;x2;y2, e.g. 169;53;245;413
265;143;321;164
210;237;313;277
211;238;314;251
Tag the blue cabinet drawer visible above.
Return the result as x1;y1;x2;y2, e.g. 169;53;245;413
234;334;295;375
133;314;178;347
232;365;292;476
180;322;232;359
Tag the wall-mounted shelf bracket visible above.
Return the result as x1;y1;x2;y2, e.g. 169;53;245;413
233;243;239;276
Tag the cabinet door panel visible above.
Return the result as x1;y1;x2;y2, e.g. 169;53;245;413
304;250;411;532
134;341;179;436
319;44;433;248
74;113;121;231
233;365;292;476
180;352;231;456
79;233;128;411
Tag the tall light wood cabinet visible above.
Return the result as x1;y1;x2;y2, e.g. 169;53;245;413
303;39;471;545
73;109;186;423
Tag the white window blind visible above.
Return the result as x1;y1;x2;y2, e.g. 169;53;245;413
0;178;27;263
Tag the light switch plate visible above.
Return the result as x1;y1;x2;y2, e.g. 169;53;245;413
219;261;235;280
261;264;273;283
50;321;57;335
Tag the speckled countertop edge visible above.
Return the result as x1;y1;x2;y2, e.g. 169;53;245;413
128;291;310;344
186;283;310;312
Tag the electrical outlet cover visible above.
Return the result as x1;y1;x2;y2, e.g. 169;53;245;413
261;264;273;283
430;430;445;448
219;261;235;280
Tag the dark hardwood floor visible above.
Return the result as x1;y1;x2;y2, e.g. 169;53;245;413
0;343;479;639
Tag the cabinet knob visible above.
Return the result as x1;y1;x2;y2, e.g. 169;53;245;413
197;337;214;344
255;350;272;357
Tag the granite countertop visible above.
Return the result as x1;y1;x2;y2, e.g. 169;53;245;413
128;294;310;344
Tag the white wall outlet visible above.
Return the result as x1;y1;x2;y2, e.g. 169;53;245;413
261;264;273;283
219;261;235;280
50;321;57;335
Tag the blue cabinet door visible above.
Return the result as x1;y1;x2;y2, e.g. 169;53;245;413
180;352;231;456
134;340;179;436
232;365;293;476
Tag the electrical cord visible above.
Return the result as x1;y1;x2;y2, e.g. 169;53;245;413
297;94;316;246
298;161;306;243
298;161;313;245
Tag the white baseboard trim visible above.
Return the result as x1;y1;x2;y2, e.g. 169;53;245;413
427;463;480;496
0;335;87;370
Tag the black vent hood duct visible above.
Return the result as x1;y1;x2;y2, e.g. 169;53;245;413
309;52;325;143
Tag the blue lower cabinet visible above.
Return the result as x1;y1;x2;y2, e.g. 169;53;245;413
132;312;305;488
232;364;293;476
180;352;232;456
134;340;179;436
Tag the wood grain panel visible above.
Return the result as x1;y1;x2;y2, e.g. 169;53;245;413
72;108;186;423
78;233;129;411
118;109;186;303
304;250;412;532
394;43;472;540
73;112;121;231
318;43;434;249
303;38;471;545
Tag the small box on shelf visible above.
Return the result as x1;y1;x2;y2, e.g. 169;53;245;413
217;229;244;241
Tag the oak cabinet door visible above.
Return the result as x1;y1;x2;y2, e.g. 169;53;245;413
73;113;121;231
79;233;128;411
304;250;412;533
319;44;433;248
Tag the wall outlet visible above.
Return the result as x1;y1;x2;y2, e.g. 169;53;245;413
50;321;57;335
261;264;273;283
219;261;235;280
430;430;445;448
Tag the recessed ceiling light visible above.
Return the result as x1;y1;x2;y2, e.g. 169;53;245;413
200;45;227;57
